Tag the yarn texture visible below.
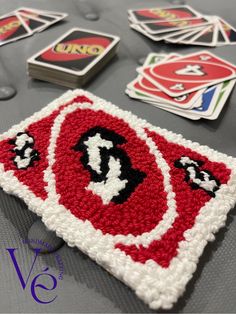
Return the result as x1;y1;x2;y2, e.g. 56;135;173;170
0;89;236;310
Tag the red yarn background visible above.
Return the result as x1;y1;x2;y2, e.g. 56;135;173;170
0;100;231;268
115;129;231;267
53;108;168;236
0;96;91;199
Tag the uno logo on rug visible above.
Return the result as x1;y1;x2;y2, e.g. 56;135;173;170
0;16;22;40
41;37;111;62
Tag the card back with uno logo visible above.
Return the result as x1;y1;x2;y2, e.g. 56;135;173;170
28;28;120;75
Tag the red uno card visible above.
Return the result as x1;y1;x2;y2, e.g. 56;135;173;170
139;51;236;97
140;17;210;34
0;13;31;46
180;24;218;47
19;13;50;33
16;8;63;22
218;18;236;44
128;5;202;23
128;76;204;109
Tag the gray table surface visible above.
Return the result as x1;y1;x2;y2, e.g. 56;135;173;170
0;0;236;312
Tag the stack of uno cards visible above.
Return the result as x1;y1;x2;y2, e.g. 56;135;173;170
126;51;236;120
27;28;120;88
128;5;236;47
0;7;67;47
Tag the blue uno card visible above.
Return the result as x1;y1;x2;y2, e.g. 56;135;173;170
193;86;217;113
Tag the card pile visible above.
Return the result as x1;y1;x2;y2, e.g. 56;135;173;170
128;5;236;47
0;7;67;47
27;28;120;88
126;51;236;120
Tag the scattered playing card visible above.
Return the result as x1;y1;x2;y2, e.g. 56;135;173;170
19;13;51;33
139;51;236;97
126;52;236;120
128;5;202;23
140;17;211;35
27;28;120;88
0;13;32;46
217;17;236;44
128;5;236;47
178;23;219;47
16;7;68;31
0;7;68;46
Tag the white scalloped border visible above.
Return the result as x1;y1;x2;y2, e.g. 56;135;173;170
0;89;236;310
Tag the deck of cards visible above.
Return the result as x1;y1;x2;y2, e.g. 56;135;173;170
27;28;120;88
128;5;236;47
0;7;67;47
126;51;236;120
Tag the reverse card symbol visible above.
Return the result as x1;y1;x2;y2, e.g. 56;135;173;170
175;65;205;76
170;83;185;91
9;132;40;169
174;156;221;197
73;126;146;205
199;55;211;61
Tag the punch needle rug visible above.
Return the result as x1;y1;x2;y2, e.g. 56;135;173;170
0;90;236;310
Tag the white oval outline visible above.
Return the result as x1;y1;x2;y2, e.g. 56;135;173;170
44;101;178;247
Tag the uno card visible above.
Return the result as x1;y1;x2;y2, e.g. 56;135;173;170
128;76;204;109
29;8;68;19
143;53;169;65
128;52;204;109
126;53;170;100
28;28;120;76
126;88;154;103
218;18;236;44
165;26;207;43
19;13;51;33
187;81;235;119
126;52;171;101
144;99;201;120
155;80;235;120
128;5;202;23
206;79;236;119
16;7;67;32
138;51;236;97
164;85;221;118
130;23;180;41
162;27;201;41
16;7;65;22
140;17;210;35
192;85;220;116
216;20;228;46
181;24;218;46
0;13;32;46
